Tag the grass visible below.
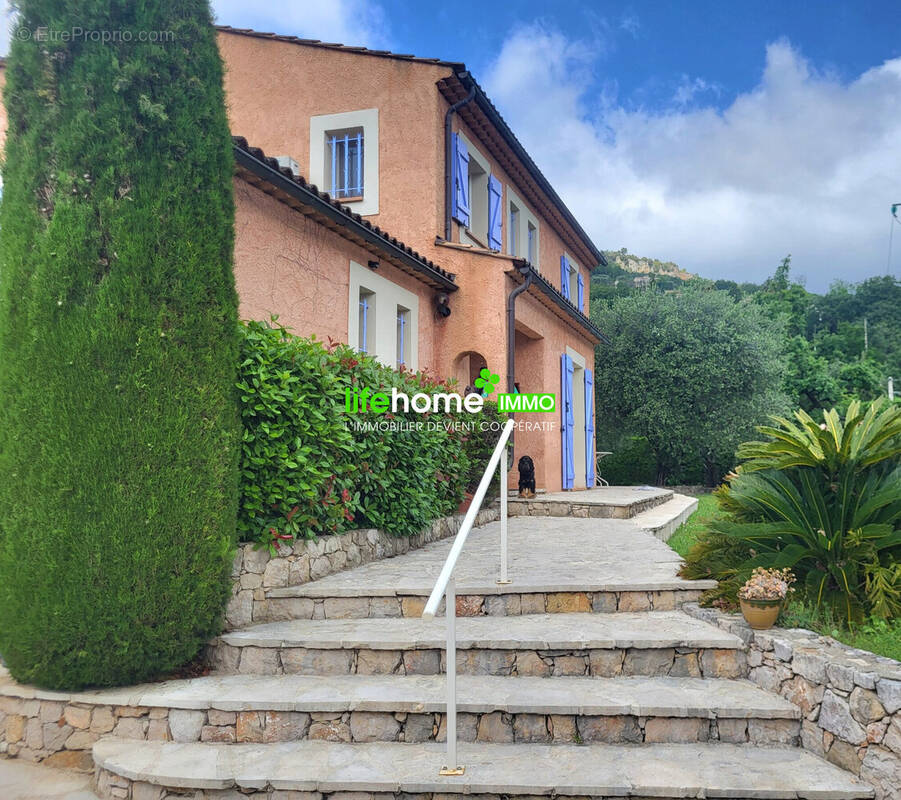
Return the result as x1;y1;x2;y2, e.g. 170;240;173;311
667;494;901;662
667;493;721;557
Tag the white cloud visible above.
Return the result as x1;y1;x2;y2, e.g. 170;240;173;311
483;25;901;289
211;0;391;49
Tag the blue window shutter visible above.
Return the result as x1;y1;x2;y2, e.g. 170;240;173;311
451;133;470;227
577;273;584;312
487;176;503;249
585;368;595;487
560;255;569;300
561;354;575;489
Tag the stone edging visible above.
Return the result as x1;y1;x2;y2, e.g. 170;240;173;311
683;604;901;800
227;507;500;630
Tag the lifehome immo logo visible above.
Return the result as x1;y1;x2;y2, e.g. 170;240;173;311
344;367;555;415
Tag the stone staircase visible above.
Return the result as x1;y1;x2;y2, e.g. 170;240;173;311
4;501;876;799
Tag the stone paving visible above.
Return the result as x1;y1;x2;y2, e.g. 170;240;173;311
93;738;874;798
218;610;743;651
268;517;716;598
0;758;99;799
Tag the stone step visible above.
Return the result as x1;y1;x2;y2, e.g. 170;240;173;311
630;493;699;543
93;739;875;799
139;674;802;746
208;611;747;679
254;519;714;623
507;485;673;519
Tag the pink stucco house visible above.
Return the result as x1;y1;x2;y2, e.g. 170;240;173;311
220;27;606;494
0;28;606;494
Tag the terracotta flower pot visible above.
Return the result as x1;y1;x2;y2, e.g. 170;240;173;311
457;490;475;514
740;598;783;630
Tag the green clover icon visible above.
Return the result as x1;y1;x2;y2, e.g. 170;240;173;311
474;367;500;396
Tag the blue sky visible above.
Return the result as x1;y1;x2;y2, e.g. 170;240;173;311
4;1;900;289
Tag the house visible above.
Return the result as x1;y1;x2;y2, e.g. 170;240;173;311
0;29;607;493
219;27;606;494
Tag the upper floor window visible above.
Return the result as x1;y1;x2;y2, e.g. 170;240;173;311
560;253;585;312
506;186;540;268
310;108;379;215
452;131;503;251
327;128;364;200
509;204;520;256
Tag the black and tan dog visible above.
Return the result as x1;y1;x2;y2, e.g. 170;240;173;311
518;455;536;498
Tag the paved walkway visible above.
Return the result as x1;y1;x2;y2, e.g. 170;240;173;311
0;759;99;800
271;516;714;597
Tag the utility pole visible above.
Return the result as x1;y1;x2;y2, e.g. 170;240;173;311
864;317;868;352
889;377;895;402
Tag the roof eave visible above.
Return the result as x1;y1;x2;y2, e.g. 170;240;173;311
508;262;609;345
233;140;458;293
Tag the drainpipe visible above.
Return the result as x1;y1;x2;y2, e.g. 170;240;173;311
507;260;533;395
444;82;477;241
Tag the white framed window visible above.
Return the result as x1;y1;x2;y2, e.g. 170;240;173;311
327;128;364;200
348;261;419;369
310;109;379;215
358;288;374;353
561;252;585;311
509;203;520;256
454;132;492;248
507;186;540;268
396;305;411;367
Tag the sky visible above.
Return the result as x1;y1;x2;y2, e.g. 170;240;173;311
3;1;901;290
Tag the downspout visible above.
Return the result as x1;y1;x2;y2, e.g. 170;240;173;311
505;260;533;471
507;260;533;395
444;82;476;241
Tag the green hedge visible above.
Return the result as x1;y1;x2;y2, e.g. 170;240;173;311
238;320;506;549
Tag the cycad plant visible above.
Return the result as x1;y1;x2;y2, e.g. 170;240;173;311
680;400;901;623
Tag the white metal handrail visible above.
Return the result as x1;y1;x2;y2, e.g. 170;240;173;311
422;417;515;776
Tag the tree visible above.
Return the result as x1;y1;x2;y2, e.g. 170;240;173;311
592;288;787;485
0;1;240;689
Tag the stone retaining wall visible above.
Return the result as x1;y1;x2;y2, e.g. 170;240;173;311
258;588;705;622
208;643;747;680
684;604;901;800
227;508;499;630
507;495;667;519
0;693;167;770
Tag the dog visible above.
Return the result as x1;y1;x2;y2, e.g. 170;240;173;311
518;455;536;498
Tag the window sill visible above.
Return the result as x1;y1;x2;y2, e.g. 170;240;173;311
337;195;364;204
435;238;519;261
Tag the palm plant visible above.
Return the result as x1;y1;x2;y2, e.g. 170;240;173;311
682;400;901;623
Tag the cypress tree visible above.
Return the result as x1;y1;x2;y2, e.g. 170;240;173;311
0;1;240;689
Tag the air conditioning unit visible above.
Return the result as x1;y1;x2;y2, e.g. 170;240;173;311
274;156;300;178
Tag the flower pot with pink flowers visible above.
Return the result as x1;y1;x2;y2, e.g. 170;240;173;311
738;567;795;630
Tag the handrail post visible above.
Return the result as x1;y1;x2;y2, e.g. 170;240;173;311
439;577;463;776
497;438;511;584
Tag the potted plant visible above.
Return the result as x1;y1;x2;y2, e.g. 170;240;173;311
738;567;795;630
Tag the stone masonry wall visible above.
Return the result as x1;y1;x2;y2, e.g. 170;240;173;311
226;508;499;630
685;604;901;800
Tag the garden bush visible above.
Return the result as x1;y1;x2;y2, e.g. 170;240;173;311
238;320;505;549
680;399;901;622
0;2;240;689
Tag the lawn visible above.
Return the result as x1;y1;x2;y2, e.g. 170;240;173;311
667;493;901;662
667;493;719;557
